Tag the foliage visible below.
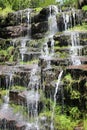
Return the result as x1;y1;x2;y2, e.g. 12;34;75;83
0;6;13;17
29;0;56;8
84;119;87;130
70;90;81;99
0;0;31;10
69;107;81;120
82;5;87;11
54;114;76;130
0;46;15;63
40;105;76;130
0;0;56;12
64;73;73;83
63;0;78;8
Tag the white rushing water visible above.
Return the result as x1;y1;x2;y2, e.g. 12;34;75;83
63;13;69;30
41;5;58;69
26;65;40;130
20;38;27;62
51;70;63;130
70;31;81;65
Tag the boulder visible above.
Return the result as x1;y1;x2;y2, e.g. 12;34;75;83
54;32;71;46
0;25;28;38
31;21;48;39
31;7;50;23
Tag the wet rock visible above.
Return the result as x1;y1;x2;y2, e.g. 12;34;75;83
56;10;83;31
39;57;69;69
54;31;87;48
31;21;48;39
54;32;71;46
0;38;11;49
31;7;50;23
15;123;26;130
9;90;19;104
22;51;41;62
56;14;65;31
66;65;87;79
1;25;28;38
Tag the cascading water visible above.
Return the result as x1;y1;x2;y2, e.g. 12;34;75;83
26;8;31;37
26;65;40;130
70;31;81;65
63;13;69;30
17;9;32;63
51;70;63;130
48;5;58;35
20;38;27;62
41;5;58;69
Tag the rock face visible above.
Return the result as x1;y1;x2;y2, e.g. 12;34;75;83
31;7;50;23
56;9;83;31
0;7;50;39
31;21;48;39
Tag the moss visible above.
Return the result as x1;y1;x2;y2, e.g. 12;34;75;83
0;89;9;96
7;46;14;55
11;85;26;91
82;5;87;11
9;55;13;62
70;23;87;31
35;7;42;12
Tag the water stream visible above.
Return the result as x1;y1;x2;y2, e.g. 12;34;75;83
41;5;58;69
50;70;63;130
70;31;81;65
26;65;40;130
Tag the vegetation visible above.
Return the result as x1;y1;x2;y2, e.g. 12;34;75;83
0;0;56;12
63;0;78;8
11;85;26;91
0;46;15;63
82;5;87;11
0;6;13;17
11;103;28;118
70;23;87;31
0;89;9;96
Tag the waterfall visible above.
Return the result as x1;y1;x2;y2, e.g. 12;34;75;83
70;32;81;65
41;5;58;68
26;9;31;37
26;65;40;130
20;38;27;62
63;13;69;30
19;9;32;63
51;70;63;130
48;5;58;36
